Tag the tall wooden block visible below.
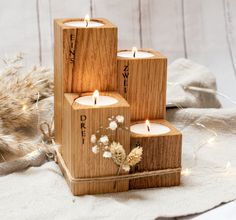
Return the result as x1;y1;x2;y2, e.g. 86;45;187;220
54;18;117;144
59;92;130;195
117;49;167;121
129;120;182;189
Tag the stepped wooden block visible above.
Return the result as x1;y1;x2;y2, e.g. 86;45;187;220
129;119;182;189
117;49;167;121
54;18;117;144
61;92;130;195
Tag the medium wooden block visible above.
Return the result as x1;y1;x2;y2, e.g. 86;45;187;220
61;92;130;195
117;49;167;121
54;18;117;144
129;119;182;189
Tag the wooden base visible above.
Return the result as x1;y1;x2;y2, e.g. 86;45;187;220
57;148;181;195
129;119;182;189
56;148;129;195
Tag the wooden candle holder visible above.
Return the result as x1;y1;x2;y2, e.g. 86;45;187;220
117;49;167;121
54;18;117;144
129;119;182;189
59;92;130;195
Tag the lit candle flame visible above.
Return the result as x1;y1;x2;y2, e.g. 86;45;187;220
145;119;150;132
84;14;90;27
132;47;137;58
92;90;99;105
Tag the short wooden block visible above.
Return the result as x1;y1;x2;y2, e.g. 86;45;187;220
117;49;167;121
129;120;182;189
54;18;117;144
61;92;130;195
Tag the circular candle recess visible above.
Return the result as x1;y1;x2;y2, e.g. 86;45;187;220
130;122;171;135
75;95;118;106
117;51;154;58
64;21;104;28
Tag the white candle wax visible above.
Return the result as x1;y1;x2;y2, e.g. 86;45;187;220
75;95;118;106
64;21;104;28
130;122;170;135
117;51;154;58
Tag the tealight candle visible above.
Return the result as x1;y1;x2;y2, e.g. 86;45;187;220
130;120;171;135
75;90;118;107
64;15;104;28
117;47;154;58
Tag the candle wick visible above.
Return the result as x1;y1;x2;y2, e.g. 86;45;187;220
94;97;97;105
86;21;88;27
133;51;136;58
147;125;150;132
